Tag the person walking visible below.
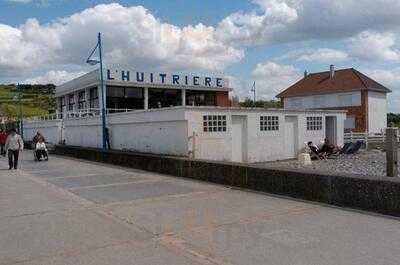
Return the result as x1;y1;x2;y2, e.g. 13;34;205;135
0;129;6;156
5;128;24;170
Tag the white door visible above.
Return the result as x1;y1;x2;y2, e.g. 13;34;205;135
231;116;246;162
284;116;298;158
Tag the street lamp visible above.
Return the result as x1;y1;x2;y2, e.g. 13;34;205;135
86;32;107;150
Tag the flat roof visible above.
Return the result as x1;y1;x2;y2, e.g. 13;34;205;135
56;69;232;97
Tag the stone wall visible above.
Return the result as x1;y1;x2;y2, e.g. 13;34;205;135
54;145;400;217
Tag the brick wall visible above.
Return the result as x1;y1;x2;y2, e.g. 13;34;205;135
215;91;230;107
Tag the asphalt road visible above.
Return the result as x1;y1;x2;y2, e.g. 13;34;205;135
1;153;400;265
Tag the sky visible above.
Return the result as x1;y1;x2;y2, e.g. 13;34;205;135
1;0;400;112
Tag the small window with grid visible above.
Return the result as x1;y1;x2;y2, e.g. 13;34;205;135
260;116;279;131
203;115;227;132
307;116;323;130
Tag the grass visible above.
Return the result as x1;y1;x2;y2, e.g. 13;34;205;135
0;85;55;118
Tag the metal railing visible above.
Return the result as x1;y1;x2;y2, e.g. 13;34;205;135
26;108;135;121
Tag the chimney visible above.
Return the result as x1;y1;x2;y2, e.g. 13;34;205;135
304;70;308;78
330;64;335;79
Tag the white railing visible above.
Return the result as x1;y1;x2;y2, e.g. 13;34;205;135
344;130;400;148
26;108;136;121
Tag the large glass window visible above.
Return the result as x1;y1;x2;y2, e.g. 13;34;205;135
58;96;65;113
186;90;216;106
148;88;181;109
78;91;86;110
106;86;144;111
68;94;75;111
89;87;98;108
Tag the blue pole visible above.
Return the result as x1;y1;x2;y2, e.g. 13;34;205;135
18;83;24;139
98;32;107;150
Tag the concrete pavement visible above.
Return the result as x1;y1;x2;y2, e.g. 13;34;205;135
0;153;400;265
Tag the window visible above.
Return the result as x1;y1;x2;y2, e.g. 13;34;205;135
186;90;216;106
307;116;322;130
59;97;65;113
89;87;98;108
68;94;75;111
260;116;279;131
78;91;86;110
203;115;226;132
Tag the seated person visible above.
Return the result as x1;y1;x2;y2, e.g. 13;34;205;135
35;139;48;161
319;139;335;156
307;141;326;159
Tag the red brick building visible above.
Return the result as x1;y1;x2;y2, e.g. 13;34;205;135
276;66;391;133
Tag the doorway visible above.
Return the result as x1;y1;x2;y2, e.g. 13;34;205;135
284;116;298;158
231;115;247;162
325;116;337;145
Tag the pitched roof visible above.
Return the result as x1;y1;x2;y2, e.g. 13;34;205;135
276;68;391;98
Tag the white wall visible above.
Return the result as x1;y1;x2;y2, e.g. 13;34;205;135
23;119;63;144
284;91;361;109
368;91;387;133
185;108;345;163
63;108;189;155
24;107;345;163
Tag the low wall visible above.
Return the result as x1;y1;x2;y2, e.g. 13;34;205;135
54;145;400;217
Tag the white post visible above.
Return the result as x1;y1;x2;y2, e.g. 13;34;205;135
144;87;149;110
350;131;353;142
182;88;186;107
365;131;368;149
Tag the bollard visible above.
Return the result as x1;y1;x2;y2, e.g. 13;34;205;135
386;127;398;177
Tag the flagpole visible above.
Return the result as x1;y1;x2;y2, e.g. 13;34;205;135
98;32;107;150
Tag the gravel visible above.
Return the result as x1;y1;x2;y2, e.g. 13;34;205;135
258;149;400;177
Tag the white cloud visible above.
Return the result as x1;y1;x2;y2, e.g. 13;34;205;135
216;0;298;46
24;70;86;85
297;48;348;63
251;61;301;99
349;31;400;62
216;0;400;46
279;48;349;63
0;3;244;80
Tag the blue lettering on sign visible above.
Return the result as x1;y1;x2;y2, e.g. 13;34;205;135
121;71;130;81
172;75;179;85
136;72;144;82
216;78;223;87
107;69;115;80
193;76;199;86
159;73;166;83
150;73;154;83
204;77;211;87
185;76;188;85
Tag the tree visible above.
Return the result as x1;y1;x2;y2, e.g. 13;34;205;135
239;98;282;108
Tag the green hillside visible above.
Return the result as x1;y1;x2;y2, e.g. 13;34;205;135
0;84;56;118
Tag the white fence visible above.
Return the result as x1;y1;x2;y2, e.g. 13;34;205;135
344;130;400;148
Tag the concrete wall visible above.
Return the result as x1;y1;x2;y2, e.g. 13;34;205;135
61;108;189;156
368;91;387;133
284;91;361;109
23;119;63;144
24;107;345;163
54;145;400;218
185;108;345;163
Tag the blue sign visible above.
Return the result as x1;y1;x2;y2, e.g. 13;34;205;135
106;69;228;88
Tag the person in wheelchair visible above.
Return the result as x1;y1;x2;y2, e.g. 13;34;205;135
35;138;48;161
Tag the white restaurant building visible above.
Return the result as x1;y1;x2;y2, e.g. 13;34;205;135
24;69;346;163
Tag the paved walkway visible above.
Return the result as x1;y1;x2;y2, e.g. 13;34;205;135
1;154;400;265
